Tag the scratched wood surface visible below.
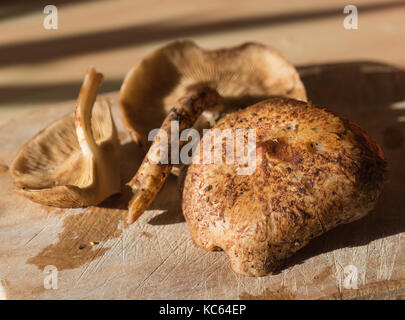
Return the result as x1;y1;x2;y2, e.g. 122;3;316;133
0;61;404;299
1;0;405;300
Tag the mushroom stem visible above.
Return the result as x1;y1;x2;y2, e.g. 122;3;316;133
75;68;104;158
127;87;221;224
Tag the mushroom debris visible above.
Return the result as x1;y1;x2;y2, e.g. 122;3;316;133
119;40;307;150
10;68;121;207
182;97;387;276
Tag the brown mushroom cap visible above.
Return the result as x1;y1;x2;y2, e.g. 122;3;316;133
182;97;386;276
119;40;307;148
10;68;121;207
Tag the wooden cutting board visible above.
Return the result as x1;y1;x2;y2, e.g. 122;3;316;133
0;61;404;300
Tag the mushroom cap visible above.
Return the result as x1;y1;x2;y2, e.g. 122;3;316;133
119;40;307;148
182;97;386;276
10;99;120;207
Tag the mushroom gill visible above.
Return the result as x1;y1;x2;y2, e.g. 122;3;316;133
119;40;307;149
10;68;121;207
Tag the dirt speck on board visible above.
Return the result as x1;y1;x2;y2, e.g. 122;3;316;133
140;231;154;238
312;266;333;285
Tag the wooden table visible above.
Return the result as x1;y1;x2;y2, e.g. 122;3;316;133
0;0;404;299
1;0;405;122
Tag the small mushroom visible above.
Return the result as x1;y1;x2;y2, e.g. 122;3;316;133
10;68;121;207
119;40;307;149
182;97;387;276
126;87;221;224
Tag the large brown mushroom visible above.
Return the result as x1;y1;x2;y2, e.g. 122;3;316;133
10;68;121;207
119;40;307;149
182;97;387;276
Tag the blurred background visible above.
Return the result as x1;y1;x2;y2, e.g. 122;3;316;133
0;0;405;123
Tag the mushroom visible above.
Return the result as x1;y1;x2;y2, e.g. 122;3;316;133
10;68;121;207
119;40;307;149
127;87;221;224
120;40;307;219
182;97;387;276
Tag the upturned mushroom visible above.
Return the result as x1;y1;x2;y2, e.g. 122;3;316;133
10;68;121;207
119;40;307;149
121;41;307;223
182;97;387;276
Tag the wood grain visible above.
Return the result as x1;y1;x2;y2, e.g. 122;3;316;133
0;64;404;299
0;0;404;300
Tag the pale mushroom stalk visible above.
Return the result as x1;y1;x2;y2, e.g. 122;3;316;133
127;87;221;224
75;69;104;158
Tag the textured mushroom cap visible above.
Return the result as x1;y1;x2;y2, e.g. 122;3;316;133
182;97;386;276
120;40;306;148
10;100;120;207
